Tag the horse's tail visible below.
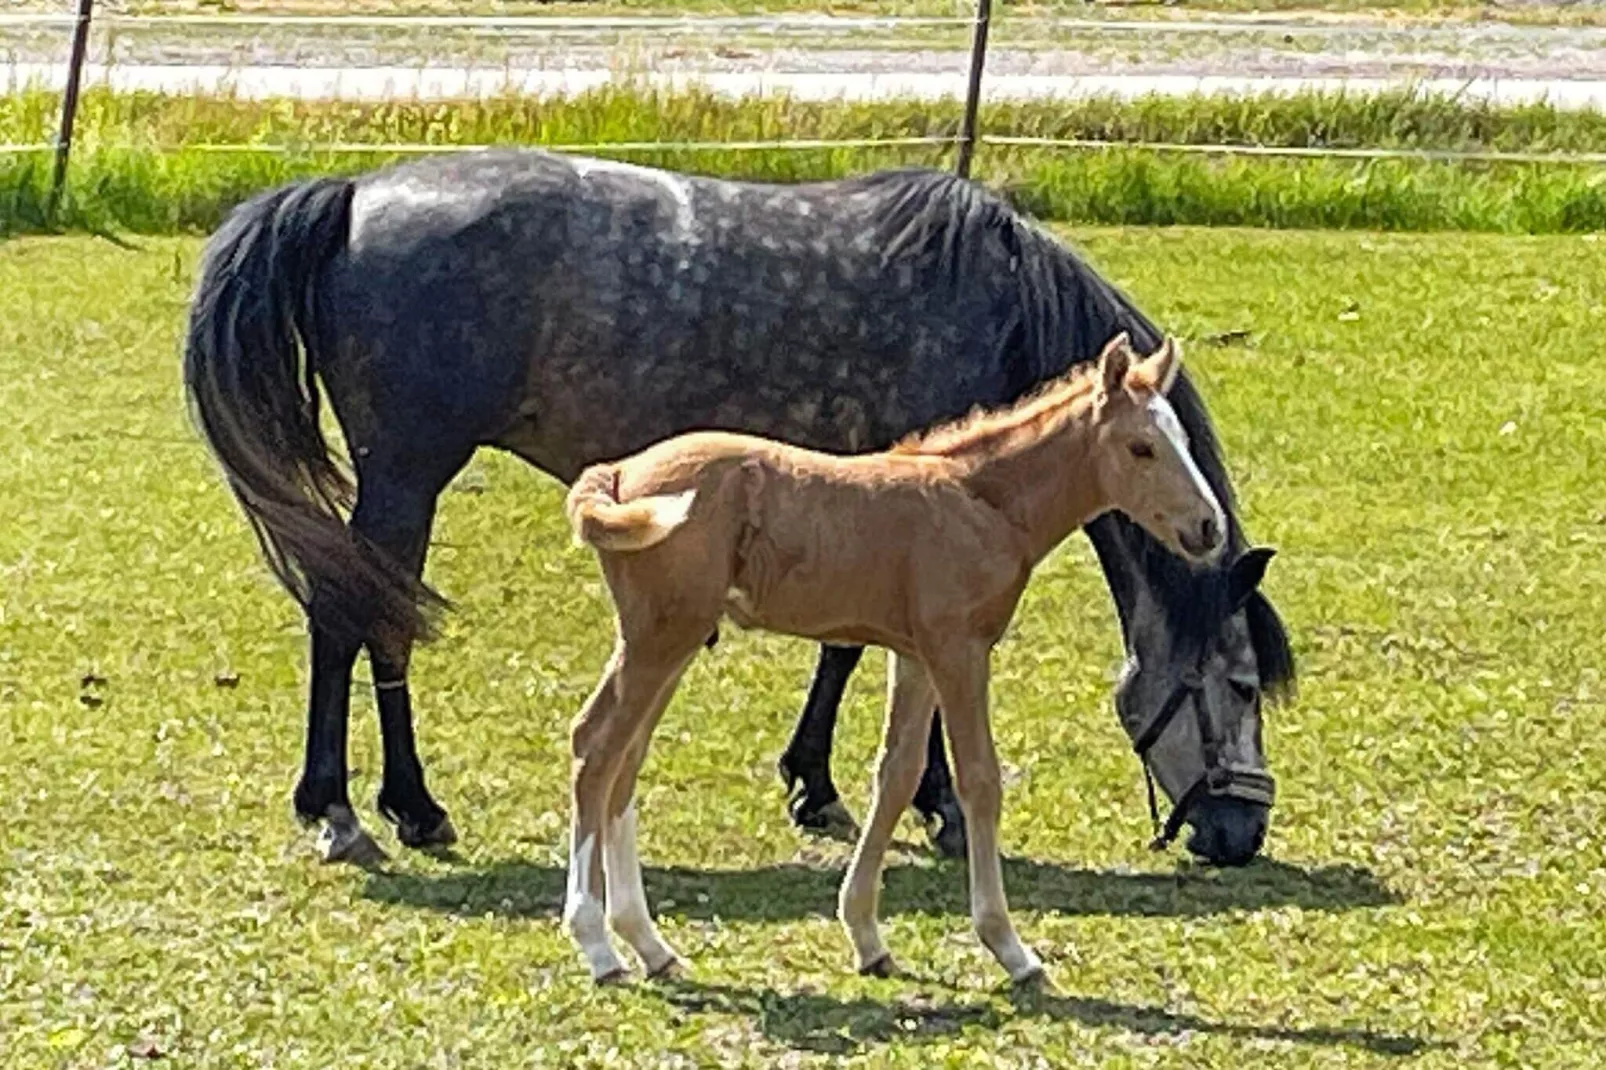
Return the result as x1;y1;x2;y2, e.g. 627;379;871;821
566;466;696;553
183;177;442;647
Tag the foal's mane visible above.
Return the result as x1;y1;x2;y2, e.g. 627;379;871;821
889;362;1100;460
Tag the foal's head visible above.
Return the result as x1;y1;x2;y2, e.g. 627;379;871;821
1090;332;1227;567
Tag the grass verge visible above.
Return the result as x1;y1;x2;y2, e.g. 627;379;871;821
6;85;1606;235
2;226;1605;1065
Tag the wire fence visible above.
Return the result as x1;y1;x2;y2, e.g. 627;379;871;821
8;3;1606;218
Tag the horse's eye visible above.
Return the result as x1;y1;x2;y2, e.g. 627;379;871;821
1228;680;1258;702
1129;441;1155;460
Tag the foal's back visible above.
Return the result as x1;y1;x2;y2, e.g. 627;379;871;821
594;431;1024;650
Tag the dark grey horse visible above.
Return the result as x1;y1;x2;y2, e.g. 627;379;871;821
184;150;1294;868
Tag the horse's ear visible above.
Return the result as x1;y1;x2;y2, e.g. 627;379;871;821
1228;546;1276;611
1098;331;1133;398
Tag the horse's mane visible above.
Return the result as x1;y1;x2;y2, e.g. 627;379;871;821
889;362;1098;459
839;167;1296;697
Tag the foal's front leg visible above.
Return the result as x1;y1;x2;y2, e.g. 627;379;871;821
930;648;1044;985
838;652;937;976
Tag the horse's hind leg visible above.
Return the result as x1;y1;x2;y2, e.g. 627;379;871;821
911;710;969;859
355;454;471;851
294;625;385;866
838;652;937;976
778;644;864;839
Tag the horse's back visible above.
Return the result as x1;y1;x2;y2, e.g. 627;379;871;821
318;150;1033;477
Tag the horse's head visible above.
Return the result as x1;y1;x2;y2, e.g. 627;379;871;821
1089;332;1227;567
1115;546;1282;866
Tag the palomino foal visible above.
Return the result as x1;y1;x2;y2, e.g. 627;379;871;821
561;332;1226;984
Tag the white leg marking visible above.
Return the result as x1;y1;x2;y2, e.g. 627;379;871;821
604;805;679;975
564;828;625;980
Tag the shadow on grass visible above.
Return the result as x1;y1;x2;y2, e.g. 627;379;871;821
363;855;1398;922
651;979;1436;1057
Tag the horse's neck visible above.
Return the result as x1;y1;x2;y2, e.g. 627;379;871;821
957;408;1105;564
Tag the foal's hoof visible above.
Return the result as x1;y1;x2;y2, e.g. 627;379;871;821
318;824;388;868
858;953;898;979
397;814;459;852
1010;963;1051;992
594;965;631;987
794;798;860;842
645;956;685;982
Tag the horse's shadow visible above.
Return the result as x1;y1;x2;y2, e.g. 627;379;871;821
362;854;1398;922
651;979;1436;1058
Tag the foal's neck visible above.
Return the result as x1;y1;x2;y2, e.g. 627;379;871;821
952;397;1107;564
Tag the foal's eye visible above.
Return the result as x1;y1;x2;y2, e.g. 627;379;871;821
1129;441;1156;460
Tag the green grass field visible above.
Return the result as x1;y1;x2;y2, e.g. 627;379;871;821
9;86;1606;236
3;226;1605;1067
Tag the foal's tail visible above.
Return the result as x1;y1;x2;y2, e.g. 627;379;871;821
566;466;696;553
183;177;442;647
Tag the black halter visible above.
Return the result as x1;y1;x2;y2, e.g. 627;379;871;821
1131;662;1276;852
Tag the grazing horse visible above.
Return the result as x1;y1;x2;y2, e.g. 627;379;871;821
563;334;1226;983
183;149;1294;868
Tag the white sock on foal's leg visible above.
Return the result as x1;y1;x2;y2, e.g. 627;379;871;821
604;805;680;976
564;824;626;981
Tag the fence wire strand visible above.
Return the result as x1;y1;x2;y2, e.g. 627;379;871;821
6;136;1606;167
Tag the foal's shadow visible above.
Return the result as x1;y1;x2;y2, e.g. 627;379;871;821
362;855;1398;922
651;979;1436;1057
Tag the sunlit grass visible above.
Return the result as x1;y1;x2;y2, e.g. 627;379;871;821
6;85;1606;235
2;227;1604;1065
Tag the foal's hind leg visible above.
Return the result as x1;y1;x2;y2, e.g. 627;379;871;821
838;652;937;976
568;632;703;982
603;698;689;978
778;644;864;839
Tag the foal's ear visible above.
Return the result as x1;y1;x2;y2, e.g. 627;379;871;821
1130;335;1183;396
1227;546;1276;611
1097;331;1133;398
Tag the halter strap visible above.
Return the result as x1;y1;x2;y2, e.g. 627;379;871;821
1132;663;1244;852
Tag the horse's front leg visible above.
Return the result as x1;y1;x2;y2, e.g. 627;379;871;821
910;710;969;859
778;643;864;838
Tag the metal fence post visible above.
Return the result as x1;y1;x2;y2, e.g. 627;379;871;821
49;0;96;223
955;0;993;179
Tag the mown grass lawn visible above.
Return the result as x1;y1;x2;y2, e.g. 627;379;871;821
2;226;1604;1067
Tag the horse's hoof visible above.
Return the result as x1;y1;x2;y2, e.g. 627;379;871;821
858;953;898;978
398;814;458;851
796;798;860;842
925;810;968;859
318;824;388;868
